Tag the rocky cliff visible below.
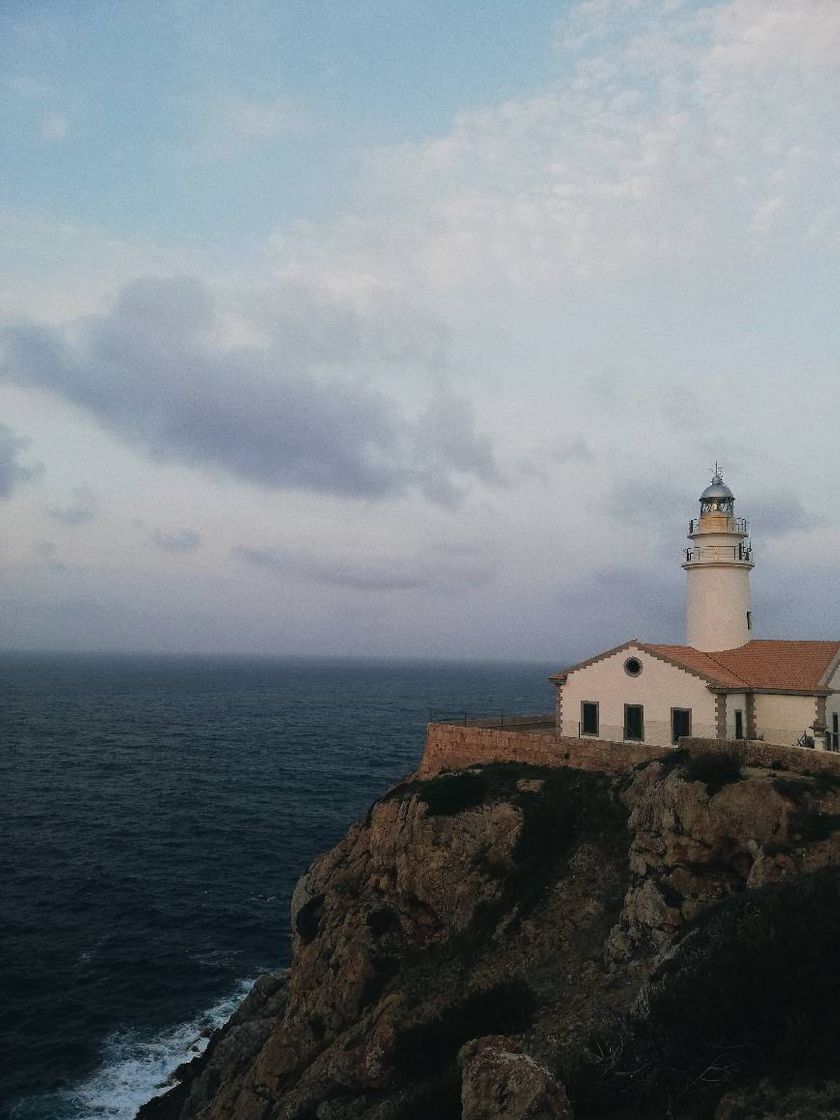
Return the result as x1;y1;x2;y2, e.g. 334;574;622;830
138;750;840;1120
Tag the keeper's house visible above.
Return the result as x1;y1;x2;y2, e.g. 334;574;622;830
551;473;840;752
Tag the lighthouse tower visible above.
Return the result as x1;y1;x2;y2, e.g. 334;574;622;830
682;470;754;651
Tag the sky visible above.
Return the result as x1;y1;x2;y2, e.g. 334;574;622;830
1;0;839;662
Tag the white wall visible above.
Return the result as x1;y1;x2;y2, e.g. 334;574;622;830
561;644;717;748
826;663;840;747
753;693;816;746
685;561;752;651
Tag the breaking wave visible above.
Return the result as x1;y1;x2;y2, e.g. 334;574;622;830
10;980;255;1120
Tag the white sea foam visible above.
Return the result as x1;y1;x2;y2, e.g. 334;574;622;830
11;979;255;1120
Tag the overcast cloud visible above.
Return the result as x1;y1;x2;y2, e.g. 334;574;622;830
1;276;497;505
0;422;40;499
1;0;839;658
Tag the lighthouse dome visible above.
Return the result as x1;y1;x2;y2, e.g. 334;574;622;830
700;475;734;502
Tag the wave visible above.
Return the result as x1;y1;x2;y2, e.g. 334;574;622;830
10;979;255;1120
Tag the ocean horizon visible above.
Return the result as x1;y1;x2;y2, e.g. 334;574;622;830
2;651;557;1120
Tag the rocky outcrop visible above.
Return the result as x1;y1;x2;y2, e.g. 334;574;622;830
139;754;840;1120
458;1036;571;1120
608;752;840;962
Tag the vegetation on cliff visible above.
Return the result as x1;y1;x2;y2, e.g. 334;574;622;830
138;753;840;1120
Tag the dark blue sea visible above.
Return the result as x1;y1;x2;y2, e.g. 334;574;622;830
1;653;555;1120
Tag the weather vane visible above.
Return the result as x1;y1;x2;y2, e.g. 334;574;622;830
710;460;724;481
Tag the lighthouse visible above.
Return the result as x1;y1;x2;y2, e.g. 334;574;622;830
682;469;754;651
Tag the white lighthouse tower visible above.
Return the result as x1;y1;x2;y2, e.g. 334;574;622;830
682;469;754;651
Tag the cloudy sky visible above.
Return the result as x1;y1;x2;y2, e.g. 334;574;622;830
1;0;838;661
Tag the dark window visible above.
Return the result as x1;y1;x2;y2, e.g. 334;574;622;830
624;704;644;742
581;701;599;736
746;611;752;631
671;708;691;744
624;656;642;677
734;710;744;739
832;713;839;751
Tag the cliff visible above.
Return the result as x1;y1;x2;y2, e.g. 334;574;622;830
138;749;840;1120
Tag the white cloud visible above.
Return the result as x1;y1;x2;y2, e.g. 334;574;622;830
188;93;308;162
268;0;840;297
40;112;69;141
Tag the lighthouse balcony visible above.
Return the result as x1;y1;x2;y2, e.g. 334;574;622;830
688;516;749;536
684;543;753;564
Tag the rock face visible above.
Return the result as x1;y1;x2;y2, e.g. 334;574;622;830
459;1036;571;1120
138;755;840;1120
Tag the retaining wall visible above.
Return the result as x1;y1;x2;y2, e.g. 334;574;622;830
419;724;840;780
418;722;665;778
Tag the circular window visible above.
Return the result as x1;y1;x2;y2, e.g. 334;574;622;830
624;656;643;677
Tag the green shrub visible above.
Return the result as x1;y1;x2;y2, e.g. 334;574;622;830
772;776;812;804
295;894;324;944
391;978;535;1079
682;747;746;794
367;906;399;937
397;1071;462;1120
790;809;840;843
569;867;840;1117
414;770;489;816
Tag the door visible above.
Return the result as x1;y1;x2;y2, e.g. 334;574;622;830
624;704;644;742
671;708;691;745
734;710;744;740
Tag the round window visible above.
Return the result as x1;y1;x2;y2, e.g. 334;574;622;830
624;656;642;677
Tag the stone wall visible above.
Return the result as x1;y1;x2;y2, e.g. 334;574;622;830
418;722;665;778
681;736;840;775
418;724;840;780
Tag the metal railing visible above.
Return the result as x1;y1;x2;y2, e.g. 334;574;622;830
684;544;753;564
428;710;554;729
688;516;749;535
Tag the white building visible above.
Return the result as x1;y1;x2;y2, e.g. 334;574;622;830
551;472;840;751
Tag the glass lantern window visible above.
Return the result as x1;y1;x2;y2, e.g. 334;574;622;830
701;497;734;516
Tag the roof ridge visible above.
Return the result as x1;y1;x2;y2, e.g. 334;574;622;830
700;648;752;687
637;642;740;686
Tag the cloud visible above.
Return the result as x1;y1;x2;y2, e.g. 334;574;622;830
189;93;307;162
46;487;96;525
0;422;41;499
274;0;840;301
152;528;202;553
233;544;492;593
748;494;813;539
40;112;69;141
1;276;498;504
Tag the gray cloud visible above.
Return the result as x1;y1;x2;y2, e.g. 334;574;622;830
1;276;498;504
46;487;96;525
0;422;41;498
152;528;201;553
233;544;492;593
747;495;813;539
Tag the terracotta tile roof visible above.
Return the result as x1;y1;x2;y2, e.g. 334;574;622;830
644;640;840;691
642;644;747;687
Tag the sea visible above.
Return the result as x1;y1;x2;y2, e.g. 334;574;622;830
1;653;555;1120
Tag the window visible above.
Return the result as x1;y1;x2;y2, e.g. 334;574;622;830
581;701;599;736
734;710;744;740
671;708;691;745
624;704;644;742
624;656;643;677
746;611;752;631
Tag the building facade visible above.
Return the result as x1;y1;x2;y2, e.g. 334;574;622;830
551;474;840;751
